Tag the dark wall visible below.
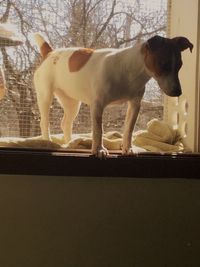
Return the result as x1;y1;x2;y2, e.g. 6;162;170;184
0;175;200;267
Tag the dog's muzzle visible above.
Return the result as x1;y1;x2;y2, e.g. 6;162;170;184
157;75;182;97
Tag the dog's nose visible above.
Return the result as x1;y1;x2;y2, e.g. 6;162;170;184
166;78;182;97
175;90;182;97
165;87;182;97
162;85;182;97
172;82;182;96
169;88;182;97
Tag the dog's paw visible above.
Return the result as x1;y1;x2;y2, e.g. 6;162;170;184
122;147;135;155
92;147;109;159
122;145;146;155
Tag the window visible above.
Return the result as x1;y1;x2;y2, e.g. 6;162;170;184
0;0;199;178
0;0;166;139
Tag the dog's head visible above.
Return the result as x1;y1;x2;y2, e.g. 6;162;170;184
142;35;193;97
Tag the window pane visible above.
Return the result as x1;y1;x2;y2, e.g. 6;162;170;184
0;0;167;150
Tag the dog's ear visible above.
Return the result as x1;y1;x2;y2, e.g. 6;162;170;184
146;35;166;52
172;37;193;53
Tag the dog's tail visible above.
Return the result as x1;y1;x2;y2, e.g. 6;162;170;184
34;33;52;58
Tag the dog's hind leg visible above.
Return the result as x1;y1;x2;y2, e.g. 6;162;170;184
59;96;81;144
34;80;54;140
37;94;54;141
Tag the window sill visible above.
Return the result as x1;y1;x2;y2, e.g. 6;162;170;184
0;148;199;178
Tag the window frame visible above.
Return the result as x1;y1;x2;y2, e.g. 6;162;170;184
164;0;200;152
0;148;199;178
1;1;200;179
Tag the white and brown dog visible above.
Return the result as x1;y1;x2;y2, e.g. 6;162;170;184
33;34;193;157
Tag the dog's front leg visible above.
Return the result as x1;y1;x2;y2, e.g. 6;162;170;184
91;101;108;158
122;98;142;155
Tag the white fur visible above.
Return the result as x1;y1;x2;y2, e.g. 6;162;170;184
34;34;151;157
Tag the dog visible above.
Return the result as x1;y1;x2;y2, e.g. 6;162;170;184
33;34;193;157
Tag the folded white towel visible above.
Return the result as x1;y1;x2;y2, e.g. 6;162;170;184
132;119;186;152
0;119;188;153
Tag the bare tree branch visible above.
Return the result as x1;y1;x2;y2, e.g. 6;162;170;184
117;26;166;47
90;0;117;47
0;0;11;23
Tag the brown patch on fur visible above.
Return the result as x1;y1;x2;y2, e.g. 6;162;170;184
41;42;52;58
68;48;94;72
141;43;163;77
141;36;192;78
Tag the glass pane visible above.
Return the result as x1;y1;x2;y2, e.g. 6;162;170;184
0;0;167;152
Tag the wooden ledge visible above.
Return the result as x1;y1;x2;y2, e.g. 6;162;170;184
0;147;199;178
